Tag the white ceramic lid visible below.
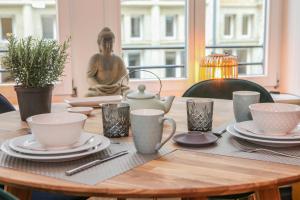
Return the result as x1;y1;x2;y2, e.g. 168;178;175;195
127;85;155;99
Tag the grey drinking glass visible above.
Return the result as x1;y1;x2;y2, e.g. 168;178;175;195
186;99;214;132
101;103;130;138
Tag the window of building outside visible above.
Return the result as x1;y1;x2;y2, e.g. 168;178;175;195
206;0;266;77
121;0;186;80
131;16;142;38
165;52;176;77
128;52;141;78
165;15;175;37
42;16;56;39
1;18;13;41
0;0;57;84
242;15;253;36
224;15;235;37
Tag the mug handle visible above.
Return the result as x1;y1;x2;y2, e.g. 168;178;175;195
155;117;176;151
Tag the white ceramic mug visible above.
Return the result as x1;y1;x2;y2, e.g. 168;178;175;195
233;91;260;122
130;109;176;154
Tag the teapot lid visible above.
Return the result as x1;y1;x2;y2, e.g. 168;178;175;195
127;84;155;99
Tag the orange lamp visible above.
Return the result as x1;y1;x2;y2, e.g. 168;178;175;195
200;54;238;80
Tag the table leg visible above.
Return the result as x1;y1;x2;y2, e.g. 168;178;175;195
4;185;32;200
255;187;281;200
292;182;300;200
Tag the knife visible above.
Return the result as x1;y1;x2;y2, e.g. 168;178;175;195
65;150;129;176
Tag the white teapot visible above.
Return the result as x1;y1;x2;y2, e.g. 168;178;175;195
122;84;175;114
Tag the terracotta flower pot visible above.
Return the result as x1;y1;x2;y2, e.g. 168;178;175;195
15;85;53;121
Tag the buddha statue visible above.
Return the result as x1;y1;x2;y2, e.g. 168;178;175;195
86;27;129;97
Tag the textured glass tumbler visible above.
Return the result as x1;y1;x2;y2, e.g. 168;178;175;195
187;99;214;132
101;103;130;138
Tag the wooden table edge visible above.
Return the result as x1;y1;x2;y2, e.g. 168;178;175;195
1;151;300;198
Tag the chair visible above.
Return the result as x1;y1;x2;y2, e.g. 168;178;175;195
183;78;274;103
0;94;15;114
0;189;18;200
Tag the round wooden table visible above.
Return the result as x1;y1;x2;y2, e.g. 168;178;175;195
0;98;300;200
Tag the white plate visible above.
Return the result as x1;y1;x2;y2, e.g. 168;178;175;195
1;135;110;162
67;107;94;115
227;124;300;148
234;121;300;140
9;132;102;155
65;96;122;107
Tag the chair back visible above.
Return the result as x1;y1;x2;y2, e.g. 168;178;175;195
0;94;15;114
183;78;274;103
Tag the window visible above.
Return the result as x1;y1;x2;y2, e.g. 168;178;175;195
223;15;235;37
42;16;56;39
236;49;248;75
128;53;141;79
121;0;186;79
1;18;13;41
0;1;57;85
165;16;175;37
242;15;253;36
206;0;266;77
131;16;142;38
165;52;176;78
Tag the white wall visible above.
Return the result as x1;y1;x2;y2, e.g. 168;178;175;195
280;0;300;96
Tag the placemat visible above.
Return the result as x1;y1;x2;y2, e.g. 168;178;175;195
173;131;300;166
0;142;174;185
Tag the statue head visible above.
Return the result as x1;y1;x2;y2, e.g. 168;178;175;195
97;27;115;56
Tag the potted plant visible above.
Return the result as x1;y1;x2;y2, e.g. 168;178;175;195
2;36;70;121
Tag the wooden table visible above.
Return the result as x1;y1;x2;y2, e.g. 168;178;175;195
0;97;300;200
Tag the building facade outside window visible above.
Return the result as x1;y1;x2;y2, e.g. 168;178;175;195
130;16;142;38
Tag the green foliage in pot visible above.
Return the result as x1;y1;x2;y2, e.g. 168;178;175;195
2;35;70;88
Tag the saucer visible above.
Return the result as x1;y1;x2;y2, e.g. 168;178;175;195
234;120;300;140
9;132;102;155
173;131;218;147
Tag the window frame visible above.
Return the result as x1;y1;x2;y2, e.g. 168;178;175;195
164;15;177;39
41;15;57;40
223;14;235;39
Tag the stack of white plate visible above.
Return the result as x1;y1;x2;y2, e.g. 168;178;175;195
227;120;300;148
1;132;110;162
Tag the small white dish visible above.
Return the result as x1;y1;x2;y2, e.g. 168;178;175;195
249;103;300;135
27;112;87;148
234;121;300;140
227;124;300;148
67;107;93;115
1;135;110;162
64;96;122;107
9;132;102;155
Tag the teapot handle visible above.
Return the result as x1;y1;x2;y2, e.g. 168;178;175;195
120;69;162;98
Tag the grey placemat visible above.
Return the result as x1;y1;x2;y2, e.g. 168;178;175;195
0;142;174;185
173;131;300;166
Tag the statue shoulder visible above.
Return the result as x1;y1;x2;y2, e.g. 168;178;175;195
89;53;101;63
113;55;125;65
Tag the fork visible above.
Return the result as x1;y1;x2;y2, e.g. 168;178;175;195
231;139;300;159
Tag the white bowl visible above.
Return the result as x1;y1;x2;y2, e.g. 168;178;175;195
67;107;93;115
249;103;300;135
27;112;87;148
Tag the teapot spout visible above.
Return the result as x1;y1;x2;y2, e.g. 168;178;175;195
163;96;175;113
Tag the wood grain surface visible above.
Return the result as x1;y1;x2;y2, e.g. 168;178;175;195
0;98;299;200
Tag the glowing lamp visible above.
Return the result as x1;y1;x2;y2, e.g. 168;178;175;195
200;54;238;80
